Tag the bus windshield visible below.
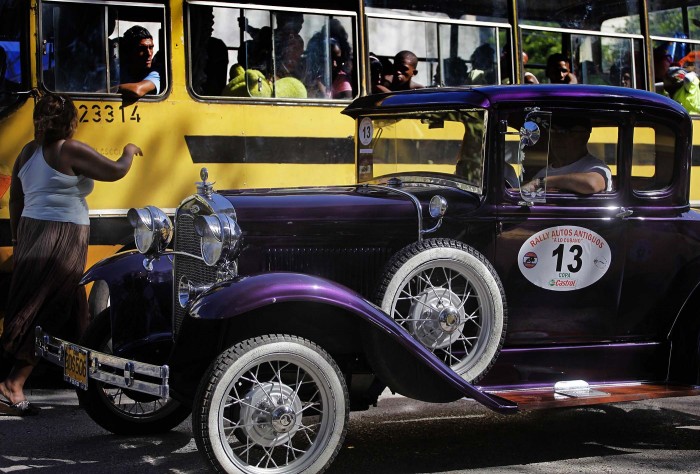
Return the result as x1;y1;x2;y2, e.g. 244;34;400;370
356;110;486;193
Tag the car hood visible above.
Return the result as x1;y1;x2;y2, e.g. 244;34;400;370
221;183;480;238
217;184;481;294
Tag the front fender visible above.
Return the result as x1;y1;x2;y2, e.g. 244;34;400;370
81;251;174;353
188;272;517;413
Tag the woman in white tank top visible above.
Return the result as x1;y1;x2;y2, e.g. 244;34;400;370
0;93;143;416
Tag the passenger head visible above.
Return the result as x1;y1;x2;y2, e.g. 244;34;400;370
33;93;78;143
275;12;304;35
369;53;383;87
442;57;468;86
546;53;573;84
610;63;632;87
550;116;592;163
122;25;155;71
330;38;349;75
471;44;495;71
654;46;673;81
392;50;419;88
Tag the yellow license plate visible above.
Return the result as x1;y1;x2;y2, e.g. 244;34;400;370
64;344;88;390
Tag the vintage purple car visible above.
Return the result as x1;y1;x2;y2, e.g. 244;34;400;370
36;85;700;474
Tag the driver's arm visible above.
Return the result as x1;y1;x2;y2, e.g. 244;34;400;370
544;171;606;194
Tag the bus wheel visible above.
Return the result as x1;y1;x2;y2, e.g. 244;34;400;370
193;335;349;474
76;309;190;434
377;238;507;383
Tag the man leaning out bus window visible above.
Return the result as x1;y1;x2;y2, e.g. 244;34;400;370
116;25;161;98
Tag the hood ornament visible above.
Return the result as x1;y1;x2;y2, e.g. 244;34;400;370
196;167;215;198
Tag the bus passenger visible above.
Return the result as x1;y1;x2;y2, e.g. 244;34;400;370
521;52;539;84
305;19;354;99
0;46;21;94
438;57;468;86
466;44;496;85
663;67;700;115
369;53;391;94
329;38;353;99
117;25;161;98
546;53;577;84
654;46;673;94
610;63;632;87
0;93;143;416
389;50;423;91
522;117;611;194
240;12;305;80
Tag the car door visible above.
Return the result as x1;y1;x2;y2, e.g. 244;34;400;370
493;108;629;346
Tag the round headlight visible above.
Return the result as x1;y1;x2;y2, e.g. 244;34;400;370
429;195;448;219
194;213;242;266
127;206;173;254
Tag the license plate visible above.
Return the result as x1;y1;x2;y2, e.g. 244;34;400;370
64;344;88;390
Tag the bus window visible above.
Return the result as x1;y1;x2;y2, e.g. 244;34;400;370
365;0;510;88
518;0;644;88
188;3;357;100
40;1;167;96
647;1;700;102
1;0;29;116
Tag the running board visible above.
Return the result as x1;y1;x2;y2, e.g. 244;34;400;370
486;382;700;410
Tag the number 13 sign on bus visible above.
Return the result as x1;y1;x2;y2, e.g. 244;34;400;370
518;226;611;291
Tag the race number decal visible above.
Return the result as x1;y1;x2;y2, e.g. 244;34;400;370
518;226;611;291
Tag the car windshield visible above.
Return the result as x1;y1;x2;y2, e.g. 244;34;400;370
356;109;486;193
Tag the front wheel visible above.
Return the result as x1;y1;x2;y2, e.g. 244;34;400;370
76;309;191;434
377;239;507;383
193;334;349;474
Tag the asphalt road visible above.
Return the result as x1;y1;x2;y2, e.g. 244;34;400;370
1;389;699;473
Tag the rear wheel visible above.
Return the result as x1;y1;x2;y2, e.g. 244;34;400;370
76;309;190;434
192;334;349;474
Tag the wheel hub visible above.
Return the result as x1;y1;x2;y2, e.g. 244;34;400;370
408;288;466;349
239;382;303;447
271;405;297;433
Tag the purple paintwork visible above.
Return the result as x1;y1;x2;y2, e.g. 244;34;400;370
188;271;517;413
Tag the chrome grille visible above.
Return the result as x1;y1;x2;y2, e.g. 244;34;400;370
173;212;217;336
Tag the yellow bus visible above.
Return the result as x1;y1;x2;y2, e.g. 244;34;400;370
1;0;700;315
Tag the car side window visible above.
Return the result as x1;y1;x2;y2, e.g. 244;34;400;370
631;123;675;192
506;112;619;196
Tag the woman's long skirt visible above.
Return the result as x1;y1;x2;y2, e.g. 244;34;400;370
1;217;90;365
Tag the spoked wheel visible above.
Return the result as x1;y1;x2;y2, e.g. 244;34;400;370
378;238;507;382
76;309;190;434
193;335;349;474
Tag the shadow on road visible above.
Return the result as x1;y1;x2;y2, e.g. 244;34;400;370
331;397;700;473
2;393;699;473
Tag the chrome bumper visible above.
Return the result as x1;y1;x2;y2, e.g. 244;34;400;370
34;326;170;399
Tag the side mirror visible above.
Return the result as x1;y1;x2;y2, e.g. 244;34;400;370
520;121;540;147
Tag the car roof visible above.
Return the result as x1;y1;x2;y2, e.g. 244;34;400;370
342;85;690;121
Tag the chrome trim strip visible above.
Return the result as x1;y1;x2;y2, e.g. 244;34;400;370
88;208;177;217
